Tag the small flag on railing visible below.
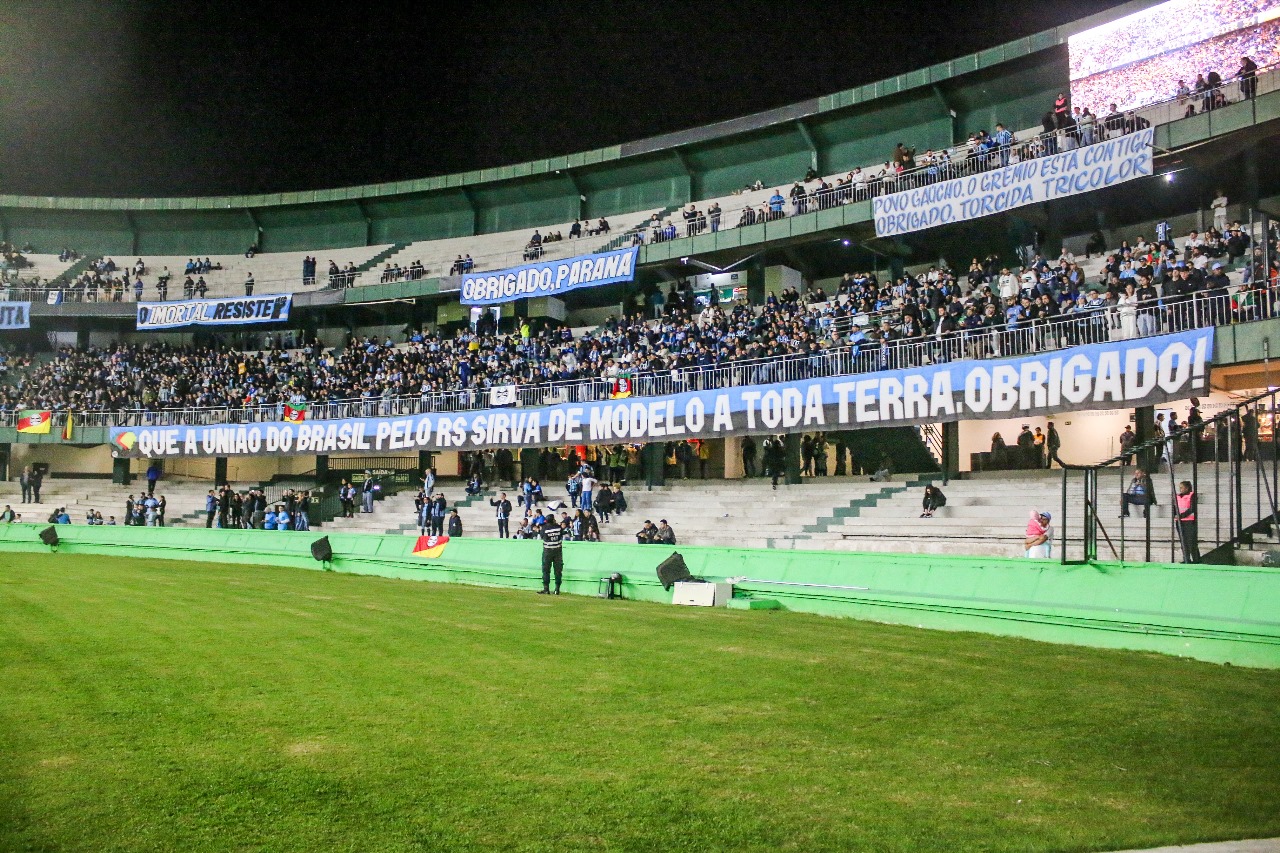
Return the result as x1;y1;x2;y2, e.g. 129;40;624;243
610;376;632;400
61;412;74;441
16;410;52;434
282;402;308;423
489;385;518;407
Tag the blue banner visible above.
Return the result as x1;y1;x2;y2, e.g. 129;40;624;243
136;294;292;330
460;247;638;306
0;301;30;329
109;329;1213;458
873;129;1154;237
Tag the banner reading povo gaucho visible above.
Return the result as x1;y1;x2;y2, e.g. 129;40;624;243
873;128;1154;238
136;294;293;330
459;246;638;306
109;328;1212;459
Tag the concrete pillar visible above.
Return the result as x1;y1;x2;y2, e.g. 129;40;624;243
1134;406;1157;472
941;421;960;479
784;433;802;485
316;455;330;482
416;451;433;477
214;457;228;485
112;456;131;485
641;442;666;489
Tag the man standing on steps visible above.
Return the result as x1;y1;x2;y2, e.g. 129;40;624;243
1046;421;1061;468
490;492;512;538
538;515;565;595
579;471;597;513
430;492;447;536
361;471;376;513
204;490;216;527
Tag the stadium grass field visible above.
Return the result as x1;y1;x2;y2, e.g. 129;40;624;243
1;553;1278;853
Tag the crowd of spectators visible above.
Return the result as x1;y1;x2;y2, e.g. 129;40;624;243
1071;24;1277;114
1;217;1277;422
381;259;427;282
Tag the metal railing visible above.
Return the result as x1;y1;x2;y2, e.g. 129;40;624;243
1053;387;1280;564
2;280;1273;430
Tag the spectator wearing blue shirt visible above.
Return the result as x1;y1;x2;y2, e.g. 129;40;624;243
263;509;277;530
993;124;1013;167
275;508;291;531
768;190;785;218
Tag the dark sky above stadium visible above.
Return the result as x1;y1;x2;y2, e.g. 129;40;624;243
0;0;1126;198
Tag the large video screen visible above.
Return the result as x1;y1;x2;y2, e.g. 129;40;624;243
1068;0;1280;114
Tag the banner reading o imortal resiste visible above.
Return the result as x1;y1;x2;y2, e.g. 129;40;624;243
136;294;293;330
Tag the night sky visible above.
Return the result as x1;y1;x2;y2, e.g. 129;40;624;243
0;0;1125;198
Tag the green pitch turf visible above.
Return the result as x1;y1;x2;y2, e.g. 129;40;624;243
1;554;1278;853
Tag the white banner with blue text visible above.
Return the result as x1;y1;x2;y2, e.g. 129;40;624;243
0;301;31;329
136;294;293;330
109;329;1211;458
460;247;638;306
873;128;1154;237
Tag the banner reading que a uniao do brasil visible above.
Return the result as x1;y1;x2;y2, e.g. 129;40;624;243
109;328;1211;459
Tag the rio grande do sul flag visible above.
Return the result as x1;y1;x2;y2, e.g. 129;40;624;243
282;402;308;423
16;409;52;434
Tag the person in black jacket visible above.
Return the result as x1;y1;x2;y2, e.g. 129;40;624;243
430;493;447;536
740;435;758;478
490;492;512;538
920;485;947;518
447;510;463;537
764;436;786;489
594;486;615;523
538;520;565;595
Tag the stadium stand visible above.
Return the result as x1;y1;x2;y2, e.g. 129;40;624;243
2;20;1279;569
5;57;1273;307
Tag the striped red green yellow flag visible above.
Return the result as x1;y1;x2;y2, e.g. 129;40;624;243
16;410;52;434
282;402;308;423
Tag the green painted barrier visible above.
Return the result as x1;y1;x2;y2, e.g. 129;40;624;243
2;523;1277;668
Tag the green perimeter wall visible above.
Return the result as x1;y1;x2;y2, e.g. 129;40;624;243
1;523;1276;669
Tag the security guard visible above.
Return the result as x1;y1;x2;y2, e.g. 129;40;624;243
538;516;565;595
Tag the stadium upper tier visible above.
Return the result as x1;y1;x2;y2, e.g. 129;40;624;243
1;11;1276;289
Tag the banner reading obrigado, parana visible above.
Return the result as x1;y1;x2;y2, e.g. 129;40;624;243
460;247;638;306
109;328;1211;458
873;128;1154;238
136;294;292;330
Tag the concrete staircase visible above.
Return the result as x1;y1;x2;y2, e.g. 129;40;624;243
0;477;222;526
6;467;1269;564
